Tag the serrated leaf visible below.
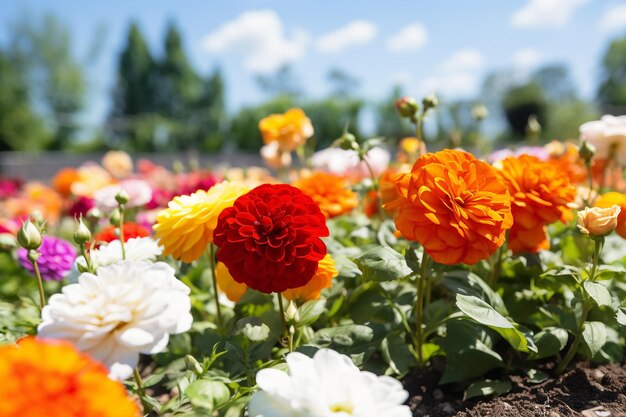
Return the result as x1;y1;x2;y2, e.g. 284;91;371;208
582;321;607;357
464;379;512;400
583;281;613;308
529;327;568;360
456;294;530;352
186;380;230;411
355;247;412;282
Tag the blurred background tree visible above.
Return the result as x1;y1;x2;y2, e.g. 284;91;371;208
598;35;626;115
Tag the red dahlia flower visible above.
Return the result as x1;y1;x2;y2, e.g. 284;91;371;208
94;222;150;246
213;184;329;293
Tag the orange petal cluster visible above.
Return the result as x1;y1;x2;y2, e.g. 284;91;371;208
497;154;576;253
0;338;139;417
282;254;338;302
258;108;314;152
545;141;587;185
293;171;358;218
385;149;513;265
594;192;626;239
216;261;248;303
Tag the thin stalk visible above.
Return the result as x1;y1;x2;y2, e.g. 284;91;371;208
119;207;126;260
276;293;293;352
415;252;430;365
488;244;505;288
208;244;223;331
585;162;594;205
31;258;46;308
361;153;385;222
413;116;424;159
134;366;151;413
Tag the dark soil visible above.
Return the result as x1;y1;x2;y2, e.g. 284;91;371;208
405;361;626;416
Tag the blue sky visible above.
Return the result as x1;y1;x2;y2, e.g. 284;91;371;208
2;0;626;127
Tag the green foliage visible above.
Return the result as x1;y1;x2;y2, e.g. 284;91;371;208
502;82;547;138
598;35;626;113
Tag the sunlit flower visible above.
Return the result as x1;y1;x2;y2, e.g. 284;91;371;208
51;168;79;198
102;151;134;179
497;154;576;253
71;164;114;198
261;140;292;170
73;237;162;277
67;196;95;218
379;165;410;217
4;183;63;225
177;171;219;197
17;236;76;281
94;222;151;246
259;108;314;152
248;349;411;417
216;261;248;303
545;141;587;185
580;115;626;165
595;192;626;239
311;147;390;182
0;338;139;417
397;137;426;164
0;177;22;199
293;172;358;218
386;150;513;265
214;184;329;293
94;179;153;211
38;260;192;380
153;181;251;263
282;254;337;302
577;206;621;237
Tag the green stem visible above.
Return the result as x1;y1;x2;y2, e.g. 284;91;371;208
276;293;293;352
32;258;46;308
119;206;126;260
134;366;152;413
360;153;385;222
590;238;603;282
489;244;505;288
555;299;592;375
585;162;594;205
415;252;430;365
208;244;223;332
413;116;424;158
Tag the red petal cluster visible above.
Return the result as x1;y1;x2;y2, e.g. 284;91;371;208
214;184;329;293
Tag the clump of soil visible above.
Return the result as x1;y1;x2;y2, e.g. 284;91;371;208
405;362;626;416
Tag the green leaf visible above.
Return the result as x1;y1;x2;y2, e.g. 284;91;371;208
583;281;613;308
381;334;414;376
529;327;568;360
186;380;230;411
616;308;626;326
355;247;412;282
297;300;326;327
582;321;607;357
464;379;512;400
456;294;530;352
442;270;507;315
527;369;549;384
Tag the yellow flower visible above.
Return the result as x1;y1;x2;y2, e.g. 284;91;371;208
577;206;621;237
102;151;134;178
215;261;248;302
259;108;314;152
594;192;626;239
153;181;251;262
0;338;138;417
282;254;338;302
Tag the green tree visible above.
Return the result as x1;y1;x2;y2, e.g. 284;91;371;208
598;35;626;114
8;13;85;150
502;82;547;138
0;50;50;151
194;69;227;152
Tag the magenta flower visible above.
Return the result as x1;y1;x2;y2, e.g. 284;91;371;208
18;236;77;281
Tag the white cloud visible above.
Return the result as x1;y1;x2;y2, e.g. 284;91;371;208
316;20;378;54
441;48;484;72
387;23;428;52
201;10;309;73
419;49;484;97
599;4;626;33
513;48;542;69
511;0;589;29
390;70;412;86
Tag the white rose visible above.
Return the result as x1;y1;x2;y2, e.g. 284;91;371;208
580;115;626;165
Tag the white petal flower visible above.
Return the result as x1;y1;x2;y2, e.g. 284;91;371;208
38;260;192;380
311;147;390;181
93;179;153;211
248;349;411;417
580;115;626;165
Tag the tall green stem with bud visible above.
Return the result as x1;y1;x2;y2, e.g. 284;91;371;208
17;219;45;308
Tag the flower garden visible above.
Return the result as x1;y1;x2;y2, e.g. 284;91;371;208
1;102;626;416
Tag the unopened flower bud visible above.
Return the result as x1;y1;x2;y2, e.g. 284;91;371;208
86;207;103;223
395;96;419;118
335;132;359;151
115;189;129;206
185;354;204;375
422;95;438;111
109;208;121;227
285;301;300;324
577;205;621;238
579;140;596;163
27;249;41;263
74;218;92;245
17;220;42;250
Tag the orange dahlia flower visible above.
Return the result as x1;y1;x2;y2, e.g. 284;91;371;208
52;168;80;197
595;192;626;239
282;254;338;302
385;149;513;265
545;141;587;185
497;154;576;253
379;165;410;217
259;108;314;152
293;172;358;218
0;338;138;417
215;261;248;302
